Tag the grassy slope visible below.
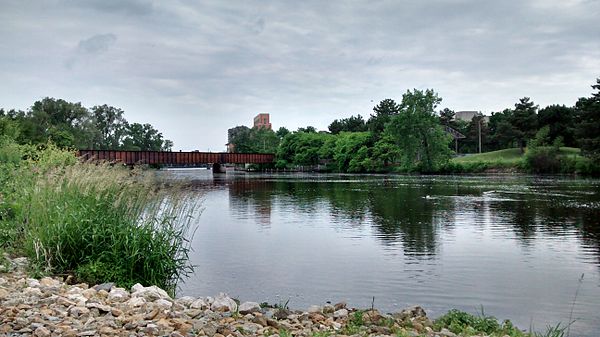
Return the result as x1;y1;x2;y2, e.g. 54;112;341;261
452;147;581;165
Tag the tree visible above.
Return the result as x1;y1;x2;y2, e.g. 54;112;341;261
229;126;279;153
90;105;128;149
538;105;576;147
276;131;332;166
510;97;538;152
121;123;168;151
367;99;400;137
275;127;290;139
332;132;372;171
386;89;452;172
328;115;367;134
487;109;517;150
438;108;457;128
371;135;401;167
297;126;317;133
575;78;600;162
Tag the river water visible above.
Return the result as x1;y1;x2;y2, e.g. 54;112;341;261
167;169;600;336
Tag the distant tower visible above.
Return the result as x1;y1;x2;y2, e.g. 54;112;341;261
253;113;272;130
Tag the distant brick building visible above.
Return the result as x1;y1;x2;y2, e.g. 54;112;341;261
253;113;272;130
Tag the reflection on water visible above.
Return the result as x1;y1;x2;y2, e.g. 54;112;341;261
168;170;600;336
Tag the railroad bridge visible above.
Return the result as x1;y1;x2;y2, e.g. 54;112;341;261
78;150;275;173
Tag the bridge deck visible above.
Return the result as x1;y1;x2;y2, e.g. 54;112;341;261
78;150;275;165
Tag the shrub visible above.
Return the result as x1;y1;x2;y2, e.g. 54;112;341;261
434;309;526;337
20;163;195;292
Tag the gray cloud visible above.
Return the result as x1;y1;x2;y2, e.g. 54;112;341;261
77;34;117;54
1;0;599;151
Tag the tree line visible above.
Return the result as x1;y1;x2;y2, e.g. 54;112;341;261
0;97;172;151
228;78;600;173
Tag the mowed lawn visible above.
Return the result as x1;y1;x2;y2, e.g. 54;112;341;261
452;147;581;164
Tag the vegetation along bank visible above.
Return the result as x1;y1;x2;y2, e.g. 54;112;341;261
228;78;600;175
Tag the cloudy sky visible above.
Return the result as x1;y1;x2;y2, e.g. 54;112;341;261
1;0;599;151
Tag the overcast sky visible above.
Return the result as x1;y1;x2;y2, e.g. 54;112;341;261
1;0;599;151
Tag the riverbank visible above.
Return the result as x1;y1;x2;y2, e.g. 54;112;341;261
1;255;548;337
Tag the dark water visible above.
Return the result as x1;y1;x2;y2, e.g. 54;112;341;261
169;169;600;336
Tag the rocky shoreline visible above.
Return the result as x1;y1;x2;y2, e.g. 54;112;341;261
1;256;506;337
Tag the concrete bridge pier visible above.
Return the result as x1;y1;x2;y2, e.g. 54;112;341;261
212;163;226;174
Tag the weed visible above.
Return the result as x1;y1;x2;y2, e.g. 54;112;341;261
278;328;291;337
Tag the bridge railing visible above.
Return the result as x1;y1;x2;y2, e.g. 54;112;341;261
77;150;275;165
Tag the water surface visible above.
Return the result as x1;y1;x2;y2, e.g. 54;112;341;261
168;170;600;336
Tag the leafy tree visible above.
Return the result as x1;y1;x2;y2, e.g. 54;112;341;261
510;97;538;152
0;115;20;141
277;131;332;166
275;127;290;139
371;135;401;168
538;104;576;147
367;99;400;137
328;115;367;134
438;108;457;128
487;109;517;150
386;89;452;172
297;126;317;133
121;123;167;151
229;126;279;153
575;78;600;162
90;105;128;149
332;132;372;171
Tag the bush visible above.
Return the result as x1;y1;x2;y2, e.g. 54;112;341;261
434;309;526;337
20;163;195;292
0;141;196;293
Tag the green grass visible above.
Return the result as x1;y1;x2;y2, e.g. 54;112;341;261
453;148;526;164
0;141;197;293
445;147;594;174
453;147;581;164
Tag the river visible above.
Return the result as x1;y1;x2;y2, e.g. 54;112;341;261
167;169;600;336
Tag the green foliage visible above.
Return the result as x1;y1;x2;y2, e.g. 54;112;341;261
538;105;576;147
524;127;563;173
434;309;526;337
368;99;401;137
510;97;539;151
332;132;372;172
0;141;195;292
277;131;332;166
575;78;600;163
386;89;453;172
341;310;366;335
229;126;280;153
2;97;173;151
328;114;367;134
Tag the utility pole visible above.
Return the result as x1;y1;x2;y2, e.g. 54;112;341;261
478;112;482;154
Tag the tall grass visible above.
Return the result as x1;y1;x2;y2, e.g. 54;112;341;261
0;142;197;292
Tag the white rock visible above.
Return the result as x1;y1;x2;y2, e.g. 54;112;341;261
23;287;43;297
333;308;349;318
175;296;196;308
210;293;237;312
131;283;144;293
67;293;88;305
86;302;112;312
108;287;130;302
69;306;90;317
27;279;41;287
238;301;261;314
131;284;170;301
190;298;208;309
126;297;146;307
155;298;173;309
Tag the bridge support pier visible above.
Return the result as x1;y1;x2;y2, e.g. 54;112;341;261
212;163;226;174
